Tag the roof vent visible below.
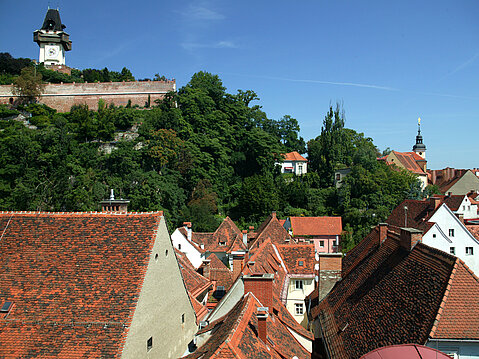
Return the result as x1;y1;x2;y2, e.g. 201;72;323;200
339;322;349;333
199;320;209;329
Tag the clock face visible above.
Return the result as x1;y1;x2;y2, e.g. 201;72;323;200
46;46;59;59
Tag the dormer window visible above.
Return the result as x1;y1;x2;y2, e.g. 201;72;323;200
219;241;226;246
0;301;13;313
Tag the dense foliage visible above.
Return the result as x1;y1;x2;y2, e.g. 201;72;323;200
0;54;429;248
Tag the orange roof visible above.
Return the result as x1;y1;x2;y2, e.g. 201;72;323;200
282;151;307;162
289;216;342;236
391;151;425;175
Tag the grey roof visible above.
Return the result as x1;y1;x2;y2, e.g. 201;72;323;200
40;9;66;32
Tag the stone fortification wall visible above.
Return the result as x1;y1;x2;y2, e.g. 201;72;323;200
0;80;176;112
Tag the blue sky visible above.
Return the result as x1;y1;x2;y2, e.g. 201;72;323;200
1;0;478;169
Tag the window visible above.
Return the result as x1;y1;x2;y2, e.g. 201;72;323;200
295;280;303;290
466;247;474;255
295;303;304;315
432;234;436;238
147;337;153;352
182;313;185;324
336;173;341;181
319;240;324;247
178;243;181;250
450;247;455;255
298;260;304;266
463;205;466;210
219;241;226;246
298;165;303;175
449;229;454;237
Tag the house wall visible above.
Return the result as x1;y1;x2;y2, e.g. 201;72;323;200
427;339;479;359
455;197;478;220
279;160;307;175
286;276;315;327
423;205;479;274
449;171;479;195
313;236;340;253
0;80;176;112
122;215;197;359
205;277;244;323
171;228;203;268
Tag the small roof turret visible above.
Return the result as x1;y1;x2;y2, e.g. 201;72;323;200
412;117;426;159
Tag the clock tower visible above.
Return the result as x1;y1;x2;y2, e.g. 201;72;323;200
33;8;72;66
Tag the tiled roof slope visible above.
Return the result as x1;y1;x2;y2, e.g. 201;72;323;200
442;195;465;211
282;151;307;162
392;151;425;175
277;244;315;274
289;216;342;236
0;211;162;358
312;225;479;359
183;293;311;359
192;217;244;253
385;199;434;231
204;253;234;290
432;260;479;339
251;213;292;249
175;248;212;297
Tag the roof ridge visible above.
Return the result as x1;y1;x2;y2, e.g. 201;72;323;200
0;211;163;216
429;258;459;339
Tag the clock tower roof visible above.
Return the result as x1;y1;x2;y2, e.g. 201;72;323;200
40;8;66;32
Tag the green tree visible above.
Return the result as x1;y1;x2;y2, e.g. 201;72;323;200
12;67;45;104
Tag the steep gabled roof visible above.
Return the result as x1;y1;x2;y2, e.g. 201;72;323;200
40;8;65;31
175;248;212;298
183;292;311;359
192;217;243;253
311;225;479;359
251;213;292;249
282;151;307;162
0;211;162;358
391;151;426;175
204;253;235;290
385;199;434;231
288;216;342;236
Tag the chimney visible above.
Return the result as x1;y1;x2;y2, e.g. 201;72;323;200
183;222;192;241
271;211;277;219
256;307;268;343
232;252;245;280
379;223;388;245
202;259;211;279
243;274;274;311
447;192;452;198
430;197;441;210
242;230;248;246
248;226;254;233
399;228;422;251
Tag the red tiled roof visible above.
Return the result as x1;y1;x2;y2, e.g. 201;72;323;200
442;195;465;211
385;199;435;232
250;213;293;249
282;151;307;162
310;224;479;359
432;260;479;339
277;244;315;274
192;217;243;253
391;151;425;175
175;248;212;298
183;292;311;359
204;253;235;291
188;293;209;325
289;216;342;236
466;225;479;241
0;211;162;358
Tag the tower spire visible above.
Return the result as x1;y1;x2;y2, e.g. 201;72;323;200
412;117;426;159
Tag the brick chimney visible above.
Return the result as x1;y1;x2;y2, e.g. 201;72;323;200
400;228;422;251
232;252;245;280
202;259;211;279
256;307;268;343
248;226;254;232
243;274;274;310
430;197;442;210
379;223;388;245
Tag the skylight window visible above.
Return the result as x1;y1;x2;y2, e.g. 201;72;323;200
0;301;13;313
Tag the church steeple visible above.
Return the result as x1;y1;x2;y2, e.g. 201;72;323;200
412;117;426;159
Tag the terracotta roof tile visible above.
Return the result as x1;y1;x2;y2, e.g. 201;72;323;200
251;213;293;249
310;224;479;359
0;211;162;357
175;248;212;298
277;244;315;274
288;216;342;236
282;151;307;162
